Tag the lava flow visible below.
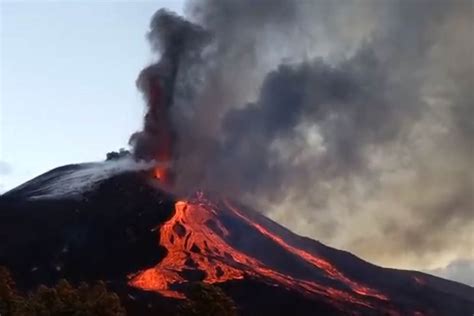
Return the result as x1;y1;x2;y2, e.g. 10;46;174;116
129;193;391;310
224;200;388;301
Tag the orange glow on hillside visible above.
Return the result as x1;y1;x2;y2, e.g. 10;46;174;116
129;195;392;310
224;200;388;301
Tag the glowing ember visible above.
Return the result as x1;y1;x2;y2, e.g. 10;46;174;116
129;194;392;311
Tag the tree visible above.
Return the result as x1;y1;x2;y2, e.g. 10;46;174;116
1;267;239;316
0;266;27;315
178;283;237;316
0;266;126;316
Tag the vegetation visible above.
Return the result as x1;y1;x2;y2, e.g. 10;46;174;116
1;267;238;316
0;266;126;316
178;283;237;316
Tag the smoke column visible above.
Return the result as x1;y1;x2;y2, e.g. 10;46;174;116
129;9;208;183
131;0;473;278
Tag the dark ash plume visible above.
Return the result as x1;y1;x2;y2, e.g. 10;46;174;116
129;9;208;172
132;0;473;275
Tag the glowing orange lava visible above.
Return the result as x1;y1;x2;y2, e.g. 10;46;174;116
224;200;388;301
129;194;392;311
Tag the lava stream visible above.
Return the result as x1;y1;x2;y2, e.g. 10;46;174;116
129;197;390;309
224;200;388;301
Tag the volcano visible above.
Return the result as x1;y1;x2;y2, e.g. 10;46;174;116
1;161;473;315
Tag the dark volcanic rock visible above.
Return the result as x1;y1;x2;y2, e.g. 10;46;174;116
0;164;175;289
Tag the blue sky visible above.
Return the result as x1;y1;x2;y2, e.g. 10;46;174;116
1;1;184;192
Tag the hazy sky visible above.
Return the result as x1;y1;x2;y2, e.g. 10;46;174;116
0;0;184;192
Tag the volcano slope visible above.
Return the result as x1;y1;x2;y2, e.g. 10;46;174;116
1;162;473;315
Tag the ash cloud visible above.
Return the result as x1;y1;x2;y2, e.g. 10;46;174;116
129;9;208;163
134;0;473;272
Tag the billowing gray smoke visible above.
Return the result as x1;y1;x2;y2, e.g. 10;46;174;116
130;9;208;168
133;0;473;280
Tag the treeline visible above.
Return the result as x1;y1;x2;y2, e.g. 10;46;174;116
0;267;237;316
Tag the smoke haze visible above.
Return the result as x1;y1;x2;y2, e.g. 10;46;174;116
132;0;473;278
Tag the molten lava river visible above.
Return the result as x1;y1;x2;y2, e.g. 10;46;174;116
129;193;391;310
